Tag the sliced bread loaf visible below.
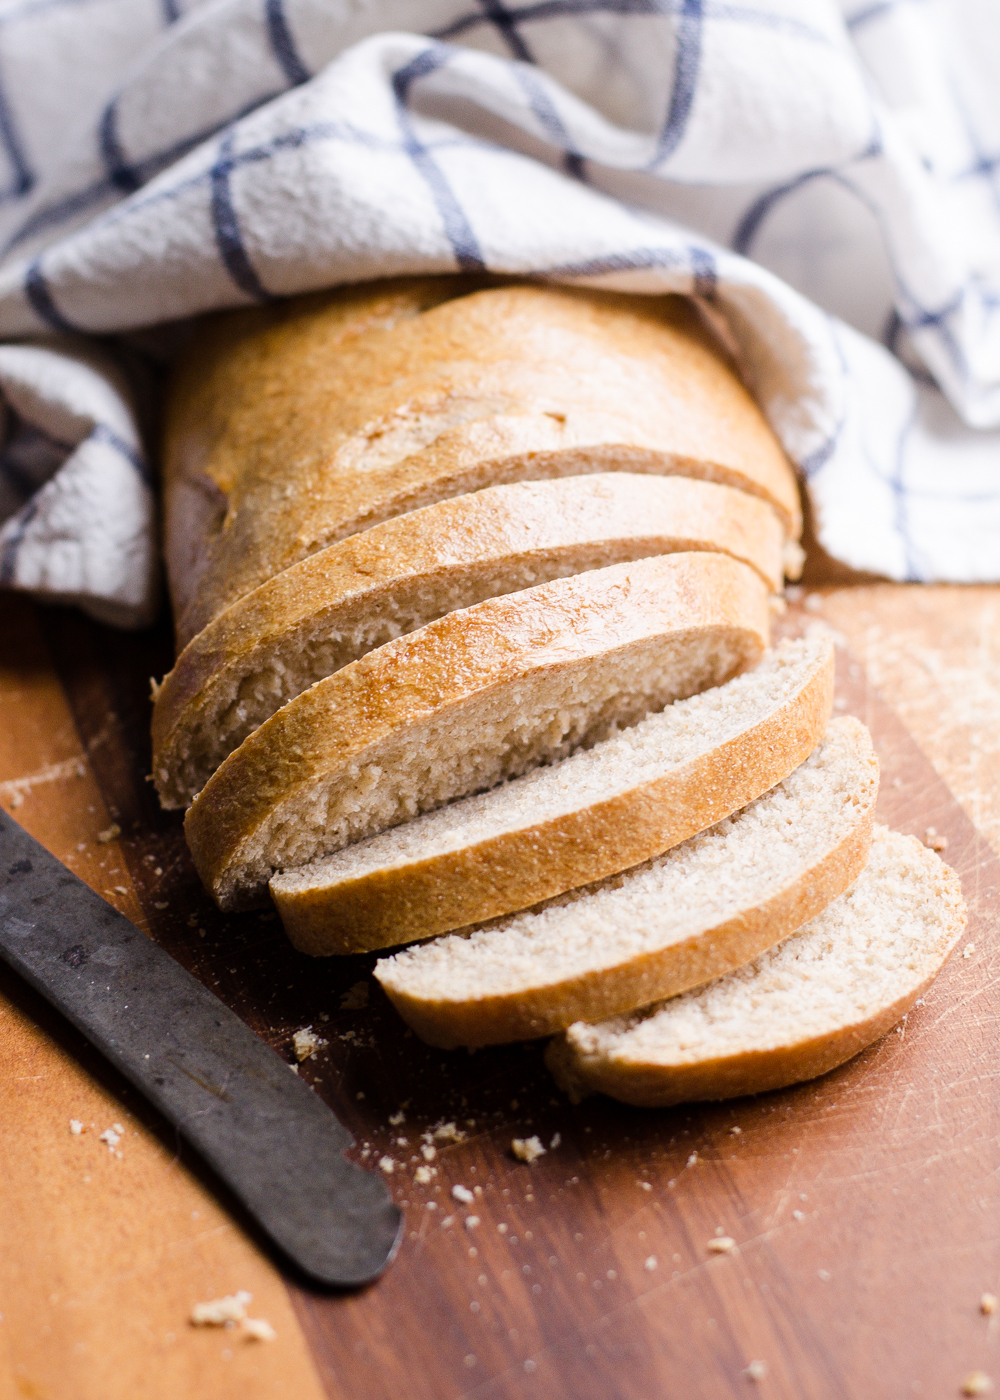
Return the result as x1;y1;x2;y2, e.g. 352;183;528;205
546;826;966;1108
166;281;800;646
374;717;876;1047
271;634;833;955
186;552;770;911
152;474;785;810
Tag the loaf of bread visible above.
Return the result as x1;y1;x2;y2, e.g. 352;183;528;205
152;473;784;810
185;551;770;909
271;634;833;955
164;279;801;648
545;827;965;1107
156;276;964;1117
374;716;877;1047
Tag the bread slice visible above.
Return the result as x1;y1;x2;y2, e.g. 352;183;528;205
546;826;966;1107
374;717;876;1047
165;281;800;646
271;633;833;956
185;552;769;911
152;474;785;810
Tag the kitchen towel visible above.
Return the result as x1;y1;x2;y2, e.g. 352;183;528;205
0;0;998;627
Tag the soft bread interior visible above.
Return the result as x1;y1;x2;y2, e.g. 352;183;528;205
546;826;966;1107
271;635;833;953
374;717;877;1046
152;474;784;809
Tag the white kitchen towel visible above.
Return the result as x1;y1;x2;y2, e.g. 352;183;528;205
0;0;998;628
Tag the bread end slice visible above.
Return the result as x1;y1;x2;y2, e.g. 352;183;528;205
547;827;965;1107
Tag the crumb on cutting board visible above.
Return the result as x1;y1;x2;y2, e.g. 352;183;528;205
340;981;369;1010
292;1026;326;1061
962;1373;994;1397
981;1293;998;1316
191;1291;252;1326
511;1136;546;1164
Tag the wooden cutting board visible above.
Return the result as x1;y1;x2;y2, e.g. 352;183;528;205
1;586;998;1400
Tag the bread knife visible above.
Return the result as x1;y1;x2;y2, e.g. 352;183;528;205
0;810;402;1287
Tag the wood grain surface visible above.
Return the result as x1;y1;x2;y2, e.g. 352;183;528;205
1;582;998;1400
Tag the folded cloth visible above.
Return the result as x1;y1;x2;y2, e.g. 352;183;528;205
0;0;998;627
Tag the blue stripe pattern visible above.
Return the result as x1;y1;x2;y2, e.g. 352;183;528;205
650;0;703;168
209;130;276;301
24;258;78;332
392;47;487;272
0;497;38;586
264;0;310;86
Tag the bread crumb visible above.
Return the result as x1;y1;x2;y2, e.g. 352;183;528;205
550;1132;561;1149
96;824;121;844
389;1110;406;1126
378;1156;395;1174
465;1216;481;1230
432;1121;465;1144
924;827;949;852
414;1166;435;1185
686;1152;698;1167
818;1269;832;1282
98;1128;120;1151
154;901;169;910
425;1201;437;1210
644;1256;658;1271
730;1126;742;1135
962;1373;994;1396
708;1236;736;1254
512;1136;546;1164
964;944;976;959
292;1026;326;1062
981;1293;998;1316
421;1144;437;1162
242;1317;276;1342
744;1360;768;1381
191;1292;252;1326
639;1181;652;1191
69;1119;83;1135
452;1184;474;1203
340;981;369;1010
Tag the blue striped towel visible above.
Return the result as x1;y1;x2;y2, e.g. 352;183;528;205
0;0;998;627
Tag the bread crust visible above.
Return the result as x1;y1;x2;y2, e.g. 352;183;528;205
152;473;785;809
165;281;800;647
546;832;966;1108
374;715;872;1046
275;640;834;957
185;552;770;910
546;976;940;1109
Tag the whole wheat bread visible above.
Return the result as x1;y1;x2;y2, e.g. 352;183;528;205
272;634;832;955
165;281;800;647
152;474;784;809
374;716;876;1046
546;826;966;1107
186;551;770;910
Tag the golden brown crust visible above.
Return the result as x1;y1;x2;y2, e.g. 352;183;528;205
164;281;800;648
544;841;967;1108
375;714;868;1047
152;473;785;809
277;639;833;958
546;976;939;1109
185;552;770;910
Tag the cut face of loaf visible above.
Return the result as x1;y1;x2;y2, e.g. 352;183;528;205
165;280;800;646
272;634;834;956
374;717;876;1047
546;826;966;1108
152;474;785;810
185;552;770;911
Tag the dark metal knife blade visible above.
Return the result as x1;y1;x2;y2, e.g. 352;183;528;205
0;810;402;1287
